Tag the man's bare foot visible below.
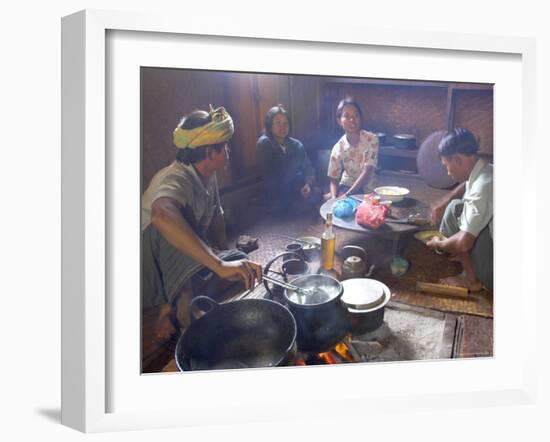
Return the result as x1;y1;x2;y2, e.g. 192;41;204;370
439;273;483;292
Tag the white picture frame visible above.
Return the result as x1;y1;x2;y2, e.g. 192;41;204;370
61;9;537;433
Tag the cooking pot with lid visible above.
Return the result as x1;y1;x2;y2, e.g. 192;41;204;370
341;278;391;334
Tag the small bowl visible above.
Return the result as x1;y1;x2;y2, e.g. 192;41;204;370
296;236;321;262
374;186;410;203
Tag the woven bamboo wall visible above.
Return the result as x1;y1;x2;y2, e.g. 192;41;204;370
141;70;493;196
454;89;494;154
332;84;449;148
141;68;233;191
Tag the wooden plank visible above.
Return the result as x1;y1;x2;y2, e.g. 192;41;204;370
455;315;494;358
323;77;492;90
376;169;423;180
416;281;470;298
440;314;458;359
445;85;456;131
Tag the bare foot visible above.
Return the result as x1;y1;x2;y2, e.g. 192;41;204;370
447;254;461;262
439;273;483;292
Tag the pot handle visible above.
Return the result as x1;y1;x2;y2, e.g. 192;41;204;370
189;296;219;322
263;251;303;299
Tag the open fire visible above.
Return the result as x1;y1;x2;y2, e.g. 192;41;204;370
294;336;358;366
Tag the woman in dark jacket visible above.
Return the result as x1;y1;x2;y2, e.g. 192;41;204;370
256;104;320;214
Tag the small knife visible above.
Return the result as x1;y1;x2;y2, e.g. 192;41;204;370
385;217;430;226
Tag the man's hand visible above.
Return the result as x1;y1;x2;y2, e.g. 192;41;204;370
214;259;262;290
430;201;447;226
430;182;467;226
154;303;177;341
426;236;443;250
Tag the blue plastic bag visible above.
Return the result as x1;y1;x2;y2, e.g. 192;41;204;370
333;197;360;219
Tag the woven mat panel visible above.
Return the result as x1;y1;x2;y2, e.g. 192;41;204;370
389;285;493;318
375;239;493;318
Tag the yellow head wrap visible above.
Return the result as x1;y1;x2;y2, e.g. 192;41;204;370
173;105;234;149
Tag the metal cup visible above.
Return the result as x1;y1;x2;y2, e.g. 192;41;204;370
281;259;309;281
285;243;305;261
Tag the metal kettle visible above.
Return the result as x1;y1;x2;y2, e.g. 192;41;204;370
341;245;369;280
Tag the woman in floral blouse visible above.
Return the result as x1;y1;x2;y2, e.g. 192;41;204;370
326;98;379;199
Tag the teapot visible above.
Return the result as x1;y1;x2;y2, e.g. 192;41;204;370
341;245;369;280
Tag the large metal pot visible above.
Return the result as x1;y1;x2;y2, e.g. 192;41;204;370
175;296;297;371
284;274;350;353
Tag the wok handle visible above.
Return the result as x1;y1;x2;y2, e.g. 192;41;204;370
189;296;219;322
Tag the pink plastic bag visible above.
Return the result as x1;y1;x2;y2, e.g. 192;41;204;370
355;194;391;229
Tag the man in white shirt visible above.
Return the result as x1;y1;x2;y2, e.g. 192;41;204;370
427;128;493;291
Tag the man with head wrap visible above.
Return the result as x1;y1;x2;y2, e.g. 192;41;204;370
141;106;262;343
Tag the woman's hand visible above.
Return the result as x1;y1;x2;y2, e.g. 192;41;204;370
300;183;311;198
214;259;263;290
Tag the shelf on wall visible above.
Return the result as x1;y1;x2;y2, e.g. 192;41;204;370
322;77;493;91
376;169;423;180
379;145;419;159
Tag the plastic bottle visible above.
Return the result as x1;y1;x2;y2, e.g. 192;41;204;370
321;212;336;270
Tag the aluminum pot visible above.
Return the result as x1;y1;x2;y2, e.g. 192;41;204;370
284;274;350;353
341;278;391;334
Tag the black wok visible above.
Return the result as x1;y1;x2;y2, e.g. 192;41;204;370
175;296;297;371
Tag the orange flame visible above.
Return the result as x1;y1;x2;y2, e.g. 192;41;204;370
334;341;353;362
318;352;337;364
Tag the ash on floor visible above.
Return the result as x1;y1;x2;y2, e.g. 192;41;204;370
350;302;455;363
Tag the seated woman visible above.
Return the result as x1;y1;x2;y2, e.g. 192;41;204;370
256;104;321;215
326;98;379;199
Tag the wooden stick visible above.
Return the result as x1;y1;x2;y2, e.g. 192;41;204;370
416;281;469;298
